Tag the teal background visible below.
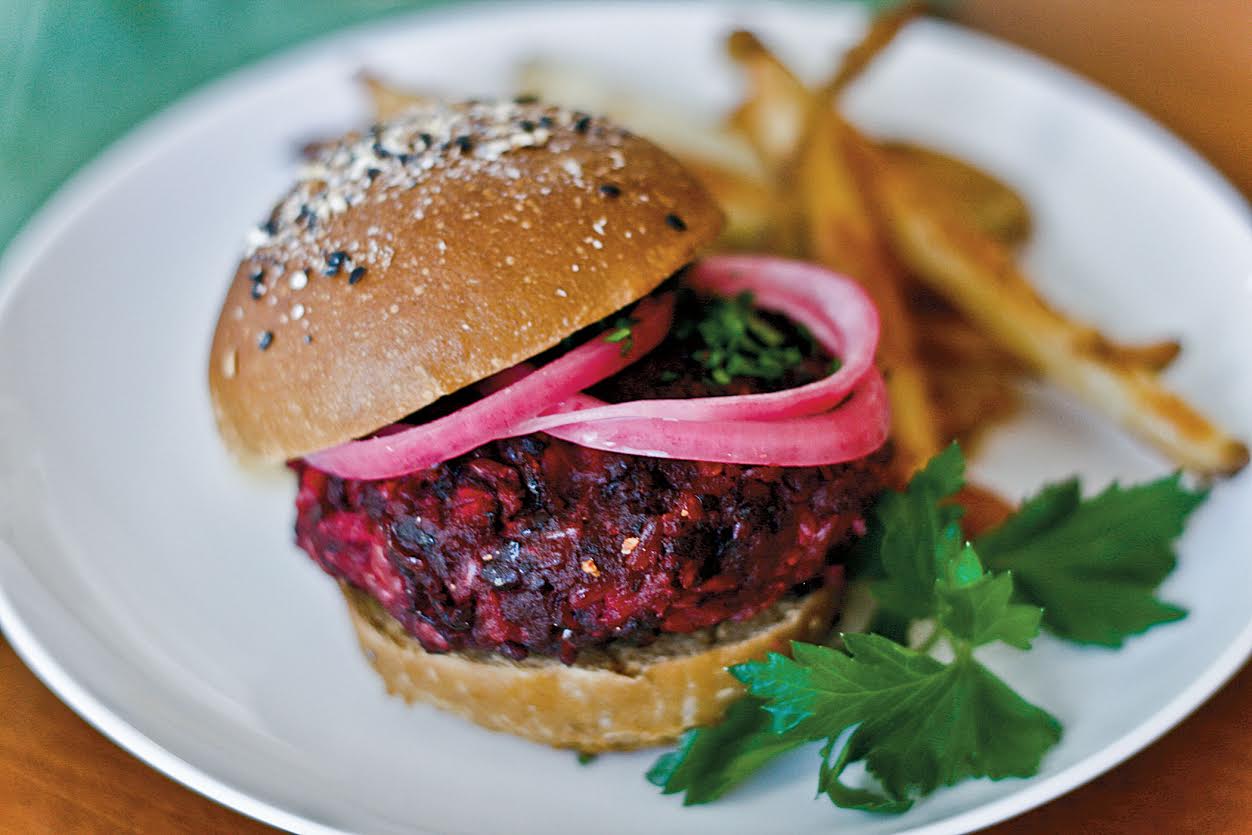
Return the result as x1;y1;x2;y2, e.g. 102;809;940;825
0;1;455;253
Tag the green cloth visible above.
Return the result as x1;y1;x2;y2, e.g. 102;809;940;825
0;0;450;252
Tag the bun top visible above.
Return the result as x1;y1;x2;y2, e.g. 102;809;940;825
208;100;722;462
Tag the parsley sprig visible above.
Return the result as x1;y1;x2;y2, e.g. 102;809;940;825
677;291;806;385
649;445;1205;812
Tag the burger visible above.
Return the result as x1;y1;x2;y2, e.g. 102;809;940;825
209;100;891;752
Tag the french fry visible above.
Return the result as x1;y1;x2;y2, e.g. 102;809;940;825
726;30;809;176
849;130;1249;475
878;141;1032;247
826;1;924;94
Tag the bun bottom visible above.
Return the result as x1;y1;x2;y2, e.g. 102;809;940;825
342;582;840;752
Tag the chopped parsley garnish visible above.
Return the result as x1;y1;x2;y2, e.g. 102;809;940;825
649;444;1205;812
603;315;638;356
677;291;807;385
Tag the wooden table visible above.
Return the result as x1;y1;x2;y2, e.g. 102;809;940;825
4;3;1250;832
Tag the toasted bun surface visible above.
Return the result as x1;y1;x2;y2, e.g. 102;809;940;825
209;101;722;462
342;583;838;752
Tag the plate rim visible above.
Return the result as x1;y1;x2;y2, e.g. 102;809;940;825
1;3;1250;834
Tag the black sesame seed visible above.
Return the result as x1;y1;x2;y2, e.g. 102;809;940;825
519;119;536;132
250;283;265;300
419;132;433;148
513;94;538;104
574;115;591;134
397;152;412;166
261;218;277;236
249;269;265;283
348;266;366;285
303;334;313;344
323;250;346;276
258;331;273;351
598;183;622;198
372;141;391;159
665;213;688;232
538;115;554;129
455;135;474;153
366;167;381;181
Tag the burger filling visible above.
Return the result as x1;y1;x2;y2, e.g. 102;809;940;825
292;288;889;662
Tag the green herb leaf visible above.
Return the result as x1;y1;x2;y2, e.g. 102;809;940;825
858;443;965;619
975;474;1203;646
646;697;809;804
603;315;638;356
935;543;1043;650
681;290;812;385
735;632;1060;806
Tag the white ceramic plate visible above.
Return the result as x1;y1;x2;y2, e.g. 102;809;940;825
2;3;1250;833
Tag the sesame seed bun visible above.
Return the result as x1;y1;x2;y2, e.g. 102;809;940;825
209;100;722;463
342;582;839;752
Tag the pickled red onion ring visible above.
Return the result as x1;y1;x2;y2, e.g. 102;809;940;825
536;368;890;466
514;255;879;430
304;293;674;479
303;254;891;477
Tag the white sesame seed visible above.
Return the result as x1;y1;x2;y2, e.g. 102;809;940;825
289;270;308;290
389;303;400;314
555;287;568;297
570;264;580;272
291;303;306;320
221;349;237;379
